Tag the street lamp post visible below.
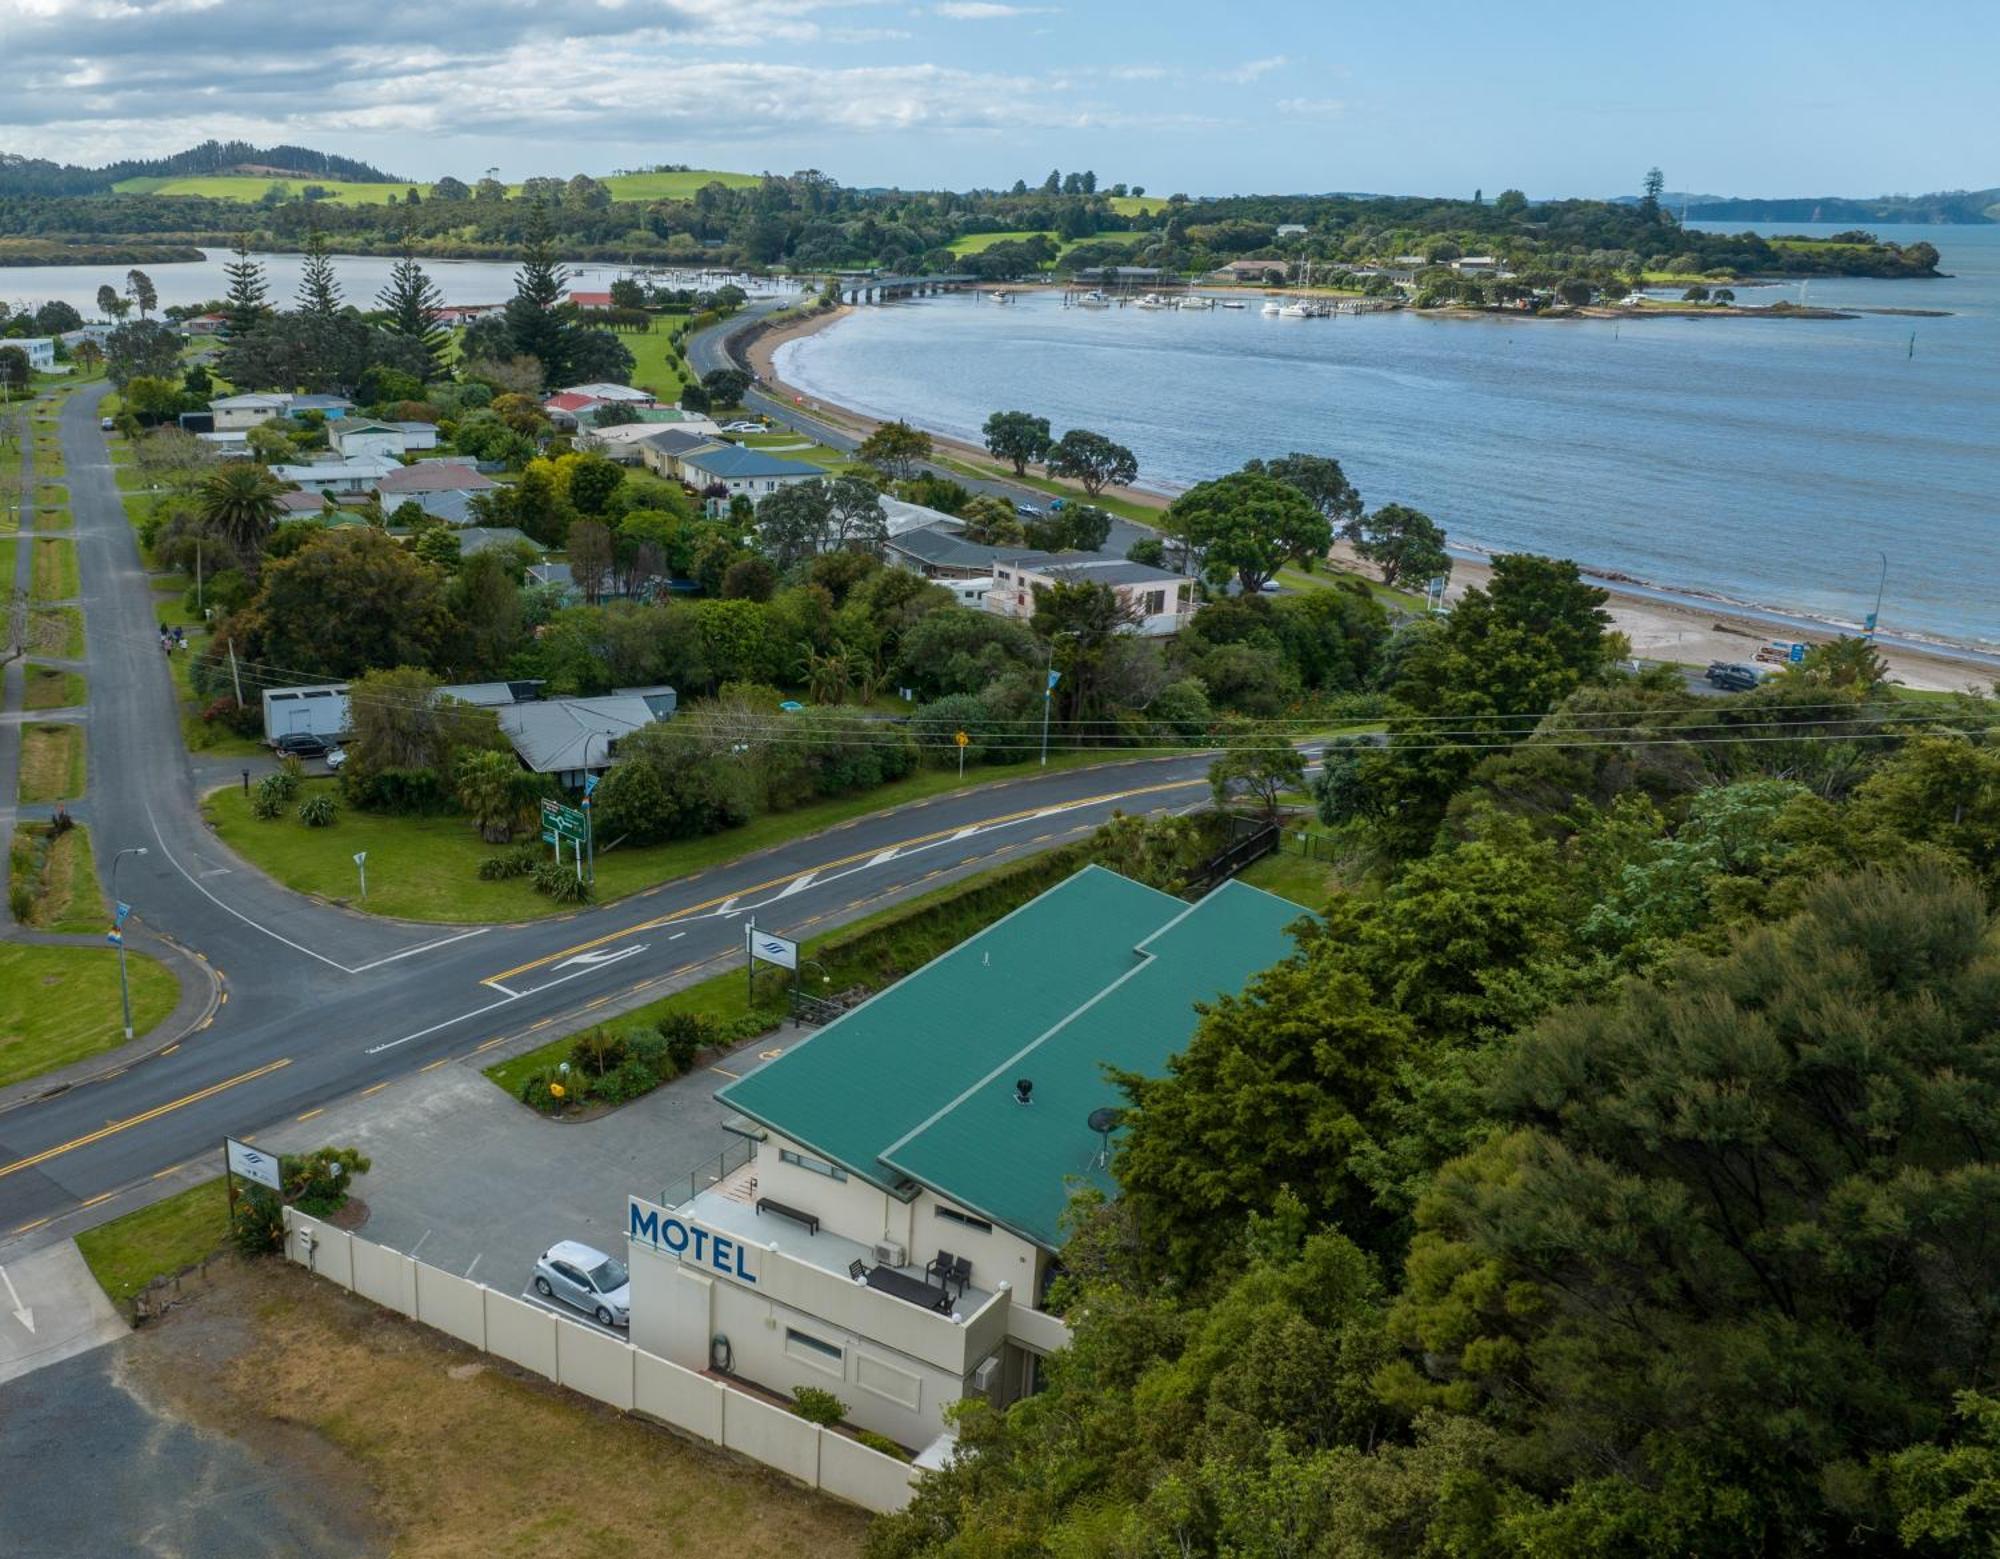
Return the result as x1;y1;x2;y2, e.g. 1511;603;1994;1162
111;846;149;1040
1867;551;1888;640
580;733;604;887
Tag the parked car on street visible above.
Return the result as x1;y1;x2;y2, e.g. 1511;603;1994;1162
1013;501;1042;519
324;745;347;772
1704;661;1764;692
99;416;116;431
534;1241;630;1328
272;731;330;760
722;420;765;434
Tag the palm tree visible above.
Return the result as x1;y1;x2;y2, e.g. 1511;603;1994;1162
195;462;285;560
455;749;532;842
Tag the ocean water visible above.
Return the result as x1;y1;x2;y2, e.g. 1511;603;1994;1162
777;224;2000;650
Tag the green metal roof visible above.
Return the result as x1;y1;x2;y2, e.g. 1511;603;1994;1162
716;869;1304;1249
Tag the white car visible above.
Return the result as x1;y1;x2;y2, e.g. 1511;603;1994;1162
534;1240;630;1328
722;420;765;434
324;745;348;772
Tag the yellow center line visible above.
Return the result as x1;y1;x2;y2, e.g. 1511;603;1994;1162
296;1108;323;1122
362;1081;390;1096
473;1036;509;1053
160;1043;180;1055
478;775;1202;984
0;1059;292;1183
80;1190;118;1209
420;1057;451;1072
12;1217;50;1235
152;1161;187;1180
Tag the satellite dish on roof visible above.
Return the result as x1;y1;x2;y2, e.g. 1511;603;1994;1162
1087;1106;1123;1166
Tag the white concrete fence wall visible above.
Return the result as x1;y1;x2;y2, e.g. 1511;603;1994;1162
285;1211;917;1515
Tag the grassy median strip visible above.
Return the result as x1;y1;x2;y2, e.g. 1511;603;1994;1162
30;604;83;657
8;821;107;931
77;1179;232;1311
30;536;78;601
23;662;85;710
203;746;1131;923
17;721;85;803
0;943;178;1088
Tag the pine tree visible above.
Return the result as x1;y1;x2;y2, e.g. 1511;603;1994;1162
297;224;342;318
377;240;448;380
502;201;573;388
223;235;269;337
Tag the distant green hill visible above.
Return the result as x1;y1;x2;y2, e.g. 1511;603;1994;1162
1683;188;2000;225
107;168;762;205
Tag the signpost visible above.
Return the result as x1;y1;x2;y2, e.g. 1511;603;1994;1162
353;850;367;903
223;1135;282;1225
955;728;969;779
541;798;589;879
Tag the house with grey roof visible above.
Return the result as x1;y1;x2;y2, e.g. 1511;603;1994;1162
496;687;678;787
636;429;725;479
678;444;822;498
374;460;497;498
986;553;1193;636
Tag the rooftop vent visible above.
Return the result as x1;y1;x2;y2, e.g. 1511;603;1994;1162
1014;1078;1034;1106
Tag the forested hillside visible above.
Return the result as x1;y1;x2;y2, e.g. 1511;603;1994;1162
869;566;2000;1557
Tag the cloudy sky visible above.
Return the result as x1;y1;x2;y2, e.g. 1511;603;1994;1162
2;0;1994;197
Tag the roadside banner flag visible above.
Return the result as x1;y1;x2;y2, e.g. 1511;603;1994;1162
114;901;131;926
1046;669;1061;692
106;928;122;947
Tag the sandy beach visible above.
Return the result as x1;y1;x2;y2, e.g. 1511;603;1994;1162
741;307;1992;696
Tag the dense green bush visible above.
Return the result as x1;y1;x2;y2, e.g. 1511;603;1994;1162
856;1430;910;1461
340;765;450;815
477;844;540;880
297;792;337;827
790;1386;846;1427
531;861;591;902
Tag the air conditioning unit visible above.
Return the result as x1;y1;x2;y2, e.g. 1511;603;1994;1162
872;1241;907;1268
971;1356;999;1394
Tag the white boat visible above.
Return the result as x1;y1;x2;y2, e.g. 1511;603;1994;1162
987;290;1010;301
1260;300;1283;315
1134;292;1172;309
1278;301;1314;318
1178;295;1216;310
1221;300;1248;309
1075;290;1110;308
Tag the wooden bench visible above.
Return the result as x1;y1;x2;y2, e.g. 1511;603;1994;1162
754;1197;819;1235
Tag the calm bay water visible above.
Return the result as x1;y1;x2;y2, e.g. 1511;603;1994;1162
778;224;2000;650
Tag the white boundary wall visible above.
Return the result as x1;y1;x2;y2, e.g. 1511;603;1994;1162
286;1211;918;1514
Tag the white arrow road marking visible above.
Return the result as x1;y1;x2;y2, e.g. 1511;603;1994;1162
554;945;647;973
863;849;899;868
774;872;817;900
0;1264;34;1334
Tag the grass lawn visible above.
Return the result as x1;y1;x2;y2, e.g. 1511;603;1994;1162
1108;194;1170;216
76;1179;232;1311
621;323;693;401
34;504;71;530
9;821;107;932
1237;843;1342;908
948;229;1055;255
597;168;761;199
206;747;1134;923
0;943;178;1089
30;537;78;601
933;453;1165;524
18;722;85;802
23;662;85;710
31;605;84;657
0;537;11;581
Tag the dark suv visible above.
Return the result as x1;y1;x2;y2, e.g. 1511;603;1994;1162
272;731;330;760
1704;661;1763;692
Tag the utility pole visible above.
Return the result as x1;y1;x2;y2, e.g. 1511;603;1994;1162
1866;551;1888;639
227;638;245;709
1039;630;1075;768
111;846;149;1040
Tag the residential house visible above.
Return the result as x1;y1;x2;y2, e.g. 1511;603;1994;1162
630;868;1299;1449
59;324;115;351
883;523;1024;581
5;338;57;372
435;304;501;327
678;444;821;499
560;382;658;405
269;457;401;496
636;429;722;481
374;460;498;500
986;555;1193;636
328;418;440;459
568;291;615;311
454;527;546;560
541;391;604;430
275;488;330;517
209;392;292;431
179;312;228;337
1452;256;1505;276
1211;258;1286;283
195;430;253;457
1276;223;1308;237
497;687;678;788
583;415;722;463
399;488;481;526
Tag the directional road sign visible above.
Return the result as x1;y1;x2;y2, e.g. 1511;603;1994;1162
541;797;588;842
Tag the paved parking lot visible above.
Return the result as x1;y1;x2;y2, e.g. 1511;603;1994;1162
258;1031;795;1305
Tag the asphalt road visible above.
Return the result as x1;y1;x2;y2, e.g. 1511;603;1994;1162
0;382;1222;1245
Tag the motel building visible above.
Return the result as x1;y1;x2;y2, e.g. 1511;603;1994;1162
623;866;1300;1452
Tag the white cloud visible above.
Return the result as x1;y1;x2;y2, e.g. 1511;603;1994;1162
1217;54;1286;84
1276;97;1345;118
933;1;1054;16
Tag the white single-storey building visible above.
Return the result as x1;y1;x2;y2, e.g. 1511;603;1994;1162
269;457;401;496
328;418;440;459
985;555;1193;636
210;392;293;432
680;444;823;499
626;868;1301;1451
